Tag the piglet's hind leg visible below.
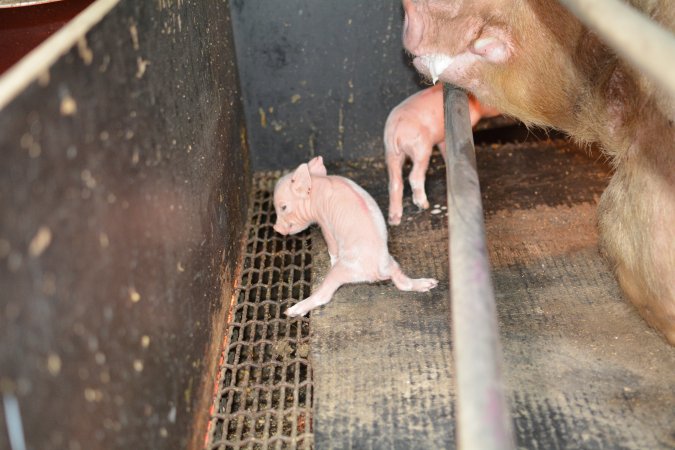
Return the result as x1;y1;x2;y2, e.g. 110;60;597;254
387;258;438;292
409;148;432;210
386;150;406;225
285;263;355;317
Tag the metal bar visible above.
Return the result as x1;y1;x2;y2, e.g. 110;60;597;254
0;0;121;110
2;393;27;450
443;83;514;450
0;0;66;8
558;0;675;98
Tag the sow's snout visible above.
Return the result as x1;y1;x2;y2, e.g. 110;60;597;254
402;0;425;55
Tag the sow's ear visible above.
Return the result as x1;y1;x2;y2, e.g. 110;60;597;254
291;163;312;198
307;156;327;176
470;26;513;64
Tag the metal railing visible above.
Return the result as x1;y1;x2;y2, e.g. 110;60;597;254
443;84;515;450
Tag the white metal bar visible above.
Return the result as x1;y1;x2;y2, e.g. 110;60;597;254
0;0;66;8
2;393;27;450
0;0;120;110
558;0;675;98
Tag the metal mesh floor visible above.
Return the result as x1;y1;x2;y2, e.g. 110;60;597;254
205;172;314;450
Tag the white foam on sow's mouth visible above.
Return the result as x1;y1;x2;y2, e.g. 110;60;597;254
421;54;454;84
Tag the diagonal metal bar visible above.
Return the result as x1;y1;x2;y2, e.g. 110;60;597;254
558;0;675;98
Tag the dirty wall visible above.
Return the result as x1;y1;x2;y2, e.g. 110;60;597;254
0;1;248;449
230;0;424;170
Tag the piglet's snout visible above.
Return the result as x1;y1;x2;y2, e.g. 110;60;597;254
274;221;292;235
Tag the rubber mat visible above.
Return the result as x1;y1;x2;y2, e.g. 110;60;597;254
310;139;675;449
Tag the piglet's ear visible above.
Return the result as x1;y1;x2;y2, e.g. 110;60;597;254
307;156;327;176
470;26;512;64
291;163;312;198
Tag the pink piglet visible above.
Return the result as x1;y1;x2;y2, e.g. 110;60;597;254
274;156;438;317
385;83;499;225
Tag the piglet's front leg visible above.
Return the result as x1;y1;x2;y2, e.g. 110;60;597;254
285;262;353;317
320;224;339;266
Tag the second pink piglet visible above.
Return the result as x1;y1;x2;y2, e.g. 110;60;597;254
385;83;499;225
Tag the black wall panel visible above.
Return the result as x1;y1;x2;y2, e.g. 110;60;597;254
230;0;425;170
0;1;249;449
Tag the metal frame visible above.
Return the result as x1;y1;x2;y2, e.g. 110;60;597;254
443;84;515;450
